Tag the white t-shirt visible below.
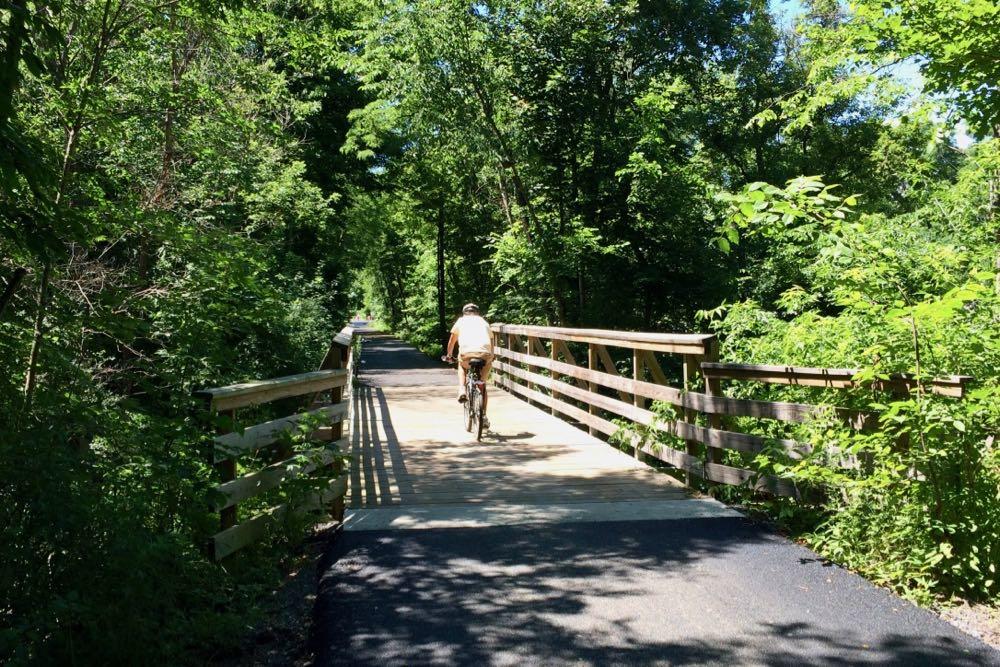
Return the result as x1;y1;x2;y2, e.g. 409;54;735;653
451;315;493;355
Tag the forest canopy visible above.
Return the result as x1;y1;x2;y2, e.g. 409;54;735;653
1;0;998;663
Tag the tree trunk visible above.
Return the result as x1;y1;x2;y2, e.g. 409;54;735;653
437;203;447;355
0;1;27;126
497;173;515;227
992;125;999;295
22;261;51;411
22;0;116;411
469;79;536;235
0;267;27;320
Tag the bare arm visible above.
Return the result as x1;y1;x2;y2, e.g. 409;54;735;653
446;332;458;358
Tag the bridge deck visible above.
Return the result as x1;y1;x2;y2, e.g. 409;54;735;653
349;383;688;507
343;332;734;530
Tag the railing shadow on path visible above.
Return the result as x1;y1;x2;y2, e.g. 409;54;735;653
351;381;420;507
373;384;415;500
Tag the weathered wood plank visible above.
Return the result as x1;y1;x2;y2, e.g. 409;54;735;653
496;347;866;427
495;360;807;457
195;369;348;411
213;402;348;463
213;437;348;510
622;432;797;496
497;374;619;437
493;323;716;355
319;326;355;371
673;420;808;458
210;475;348;560
216;409;237;531
587;343;599;436
701;362;972;398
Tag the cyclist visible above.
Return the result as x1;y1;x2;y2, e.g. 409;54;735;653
445;303;494;424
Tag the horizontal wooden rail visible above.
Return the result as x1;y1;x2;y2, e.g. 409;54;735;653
213;437;347;511
195;369;348;411
211;476;348;560
493;323;716;355
626;434;799;496
198;325;356;560
495;360;808;458
212;403;348;463
701;362;972;398
497;346;683;403
494;372;798;496
496;347;867;429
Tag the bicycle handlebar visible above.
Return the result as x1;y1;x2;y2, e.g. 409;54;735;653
441;355;456;364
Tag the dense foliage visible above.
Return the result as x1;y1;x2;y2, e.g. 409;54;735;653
1;1;364;662
705;162;1000;604
2;0;998;662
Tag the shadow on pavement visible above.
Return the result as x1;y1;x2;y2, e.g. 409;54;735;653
311;518;997;666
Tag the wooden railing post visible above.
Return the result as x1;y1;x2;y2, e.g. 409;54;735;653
587;343;598;436
525;335;544;410
633;350;645;411
321;332;352;523
507;332;518;395
217;409;237;531
550;338;560;415
632;349;645;458
702;338;723;477
682;354;701;487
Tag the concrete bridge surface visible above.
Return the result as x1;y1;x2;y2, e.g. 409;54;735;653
311;330;999;666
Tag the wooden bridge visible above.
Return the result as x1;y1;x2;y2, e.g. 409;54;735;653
194;323;994;665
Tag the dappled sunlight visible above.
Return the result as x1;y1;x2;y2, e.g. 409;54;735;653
314;519;992;666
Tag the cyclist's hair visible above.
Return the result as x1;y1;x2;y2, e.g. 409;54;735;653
462;303;480;314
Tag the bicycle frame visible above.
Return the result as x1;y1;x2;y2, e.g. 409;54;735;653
463;361;487;440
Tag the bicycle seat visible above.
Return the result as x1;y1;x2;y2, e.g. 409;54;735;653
468;358;486;370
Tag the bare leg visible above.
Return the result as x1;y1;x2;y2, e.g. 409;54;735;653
482;361;492;413
457;363;467;399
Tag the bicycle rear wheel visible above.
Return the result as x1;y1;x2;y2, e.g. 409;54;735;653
473;387;484;441
464;388;473;432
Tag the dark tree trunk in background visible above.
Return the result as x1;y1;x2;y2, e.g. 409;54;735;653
437;203;446;355
0;267;27;320
992;125;999;295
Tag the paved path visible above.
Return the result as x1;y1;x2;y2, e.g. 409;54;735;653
313;331;999;666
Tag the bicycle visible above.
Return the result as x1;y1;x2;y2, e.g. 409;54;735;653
442;355;488;441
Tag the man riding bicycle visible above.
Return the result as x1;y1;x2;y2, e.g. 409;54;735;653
445;303;494;426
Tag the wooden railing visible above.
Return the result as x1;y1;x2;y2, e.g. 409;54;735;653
491;323;971;498
194;325;357;560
